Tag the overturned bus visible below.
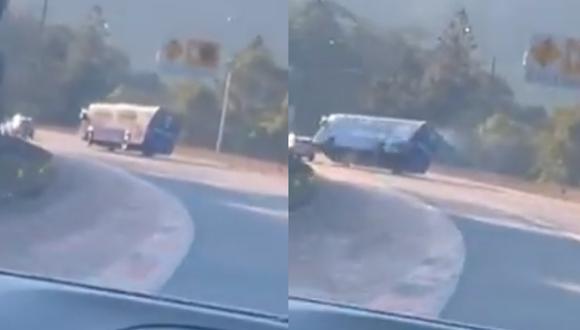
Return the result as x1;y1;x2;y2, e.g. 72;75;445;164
80;103;181;157
312;114;440;174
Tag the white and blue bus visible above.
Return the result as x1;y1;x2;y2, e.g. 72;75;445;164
312;113;441;173
80;103;181;157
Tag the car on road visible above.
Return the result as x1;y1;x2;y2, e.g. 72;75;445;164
312;114;440;174
2;114;35;140
80;103;181;157
289;132;316;161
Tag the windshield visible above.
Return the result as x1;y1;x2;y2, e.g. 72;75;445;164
0;0;288;319
290;0;580;329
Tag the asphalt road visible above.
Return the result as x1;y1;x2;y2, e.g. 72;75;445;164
441;216;580;330
145;174;288;314
289;163;464;317
35;129;288;315
299;160;580;330
376;168;580;329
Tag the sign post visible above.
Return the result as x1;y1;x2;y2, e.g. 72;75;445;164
216;70;232;153
157;38;228;152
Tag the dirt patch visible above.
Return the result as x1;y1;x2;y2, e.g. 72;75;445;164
175;146;287;176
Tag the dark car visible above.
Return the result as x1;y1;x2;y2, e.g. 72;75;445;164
5;114;35;140
290;133;316;162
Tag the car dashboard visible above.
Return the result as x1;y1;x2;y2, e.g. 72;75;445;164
289;297;503;330
0;269;504;330
0;270;286;330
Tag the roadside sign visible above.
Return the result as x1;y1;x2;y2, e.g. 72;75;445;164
157;38;220;76
524;34;580;88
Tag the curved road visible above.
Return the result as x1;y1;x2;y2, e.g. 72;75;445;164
289;163;464;317
35;129;288;315
297;161;580;330
379;169;580;329
441;215;580;330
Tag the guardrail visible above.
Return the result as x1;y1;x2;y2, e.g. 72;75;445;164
0;135;55;202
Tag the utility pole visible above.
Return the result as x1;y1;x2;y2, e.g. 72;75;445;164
491;56;496;79
0;0;6;121
216;69;232;153
40;0;48;30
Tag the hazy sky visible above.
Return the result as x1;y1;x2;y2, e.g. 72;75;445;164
9;0;288;69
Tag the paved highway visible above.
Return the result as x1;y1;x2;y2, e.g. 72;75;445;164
441;215;580;330
380;168;580;329
34;129;288;315
289;163;464;317
296;160;580;330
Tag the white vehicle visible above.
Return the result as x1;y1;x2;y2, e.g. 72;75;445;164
3;114;35;140
80;103;181;157
289;132;316;161
312;113;440;173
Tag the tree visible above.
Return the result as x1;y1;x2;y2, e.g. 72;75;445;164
436;9;477;75
169;81;220;147
290;0;365;133
106;72;169;105
0;13;129;124
0;0;8;120
476;113;536;176
224;36;288;157
230;36;288;125
534;107;580;185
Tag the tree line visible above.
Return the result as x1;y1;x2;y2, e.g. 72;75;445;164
291;0;580;186
0;9;288;162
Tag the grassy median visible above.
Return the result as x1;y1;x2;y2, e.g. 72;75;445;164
289;155;316;211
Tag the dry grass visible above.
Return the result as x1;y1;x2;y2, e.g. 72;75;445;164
175;145;287;176
39;125;287;176
432;164;580;203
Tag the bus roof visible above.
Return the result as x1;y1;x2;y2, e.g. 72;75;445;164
325;113;427;128
88;103;162;115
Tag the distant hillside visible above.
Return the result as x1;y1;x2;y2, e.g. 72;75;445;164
10;0;288;69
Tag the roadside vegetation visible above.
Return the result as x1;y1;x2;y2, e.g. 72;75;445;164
0;7;288;162
290;0;580;187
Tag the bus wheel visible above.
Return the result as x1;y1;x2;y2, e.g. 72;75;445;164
107;146;116;152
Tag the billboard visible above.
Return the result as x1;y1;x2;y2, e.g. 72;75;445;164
157;38;220;76
524;34;580;88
